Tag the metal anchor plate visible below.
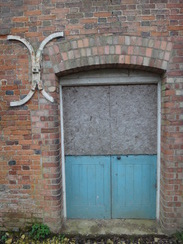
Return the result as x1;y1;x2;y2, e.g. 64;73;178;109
7;32;64;107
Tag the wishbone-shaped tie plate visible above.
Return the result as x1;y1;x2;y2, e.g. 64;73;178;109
7;32;64;107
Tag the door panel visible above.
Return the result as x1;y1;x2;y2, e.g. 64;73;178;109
65;156;111;219
112;155;157;219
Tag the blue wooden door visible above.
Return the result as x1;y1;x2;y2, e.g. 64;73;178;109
112;155;157;219
63;84;157;219
65;156;111;219
65;155;156;219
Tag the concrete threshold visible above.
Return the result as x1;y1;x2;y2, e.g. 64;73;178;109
61;219;164;236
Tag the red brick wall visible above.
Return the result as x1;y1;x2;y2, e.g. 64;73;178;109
0;0;183;233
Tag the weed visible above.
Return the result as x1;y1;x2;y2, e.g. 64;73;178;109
29;223;51;240
0;232;8;244
58;234;65;243
174;231;183;242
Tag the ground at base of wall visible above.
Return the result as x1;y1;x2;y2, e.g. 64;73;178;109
1;220;182;243
0;232;181;244
61;220;163;236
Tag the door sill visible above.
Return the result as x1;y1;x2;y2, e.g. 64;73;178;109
61;219;163;236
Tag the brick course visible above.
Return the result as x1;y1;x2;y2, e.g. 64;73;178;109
0;0;183;233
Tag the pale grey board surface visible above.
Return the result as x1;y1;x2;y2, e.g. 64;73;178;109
63;85;157;155
63;86;111;155
110;85;157;154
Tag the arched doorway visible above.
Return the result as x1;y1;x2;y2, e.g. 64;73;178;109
60;68;161;220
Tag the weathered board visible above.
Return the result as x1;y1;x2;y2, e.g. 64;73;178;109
63;85;157;155
63;86;111;155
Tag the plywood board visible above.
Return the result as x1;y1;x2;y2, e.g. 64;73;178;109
63;84;157;155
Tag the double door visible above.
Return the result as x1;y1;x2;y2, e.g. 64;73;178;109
63;83;157;219
66;155;156;219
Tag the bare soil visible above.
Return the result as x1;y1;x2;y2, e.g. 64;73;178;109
0;232;181;244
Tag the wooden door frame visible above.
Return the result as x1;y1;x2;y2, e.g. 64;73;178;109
59;69;161;220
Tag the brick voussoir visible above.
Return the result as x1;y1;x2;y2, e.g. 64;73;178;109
50;35;173;75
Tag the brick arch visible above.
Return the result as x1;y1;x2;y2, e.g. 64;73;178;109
47;35;173;76
42;34;174;232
